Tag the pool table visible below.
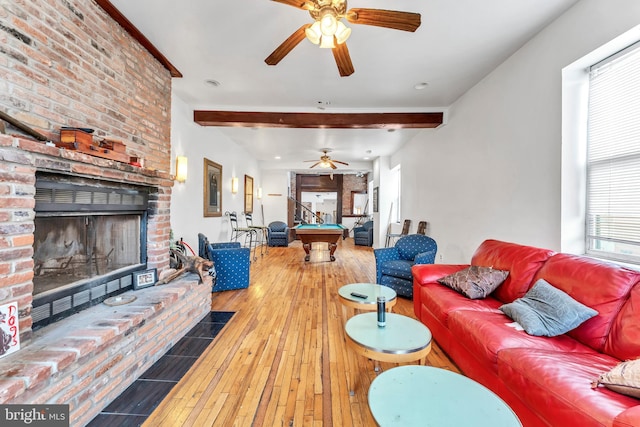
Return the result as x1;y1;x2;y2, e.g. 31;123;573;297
294;223;347;262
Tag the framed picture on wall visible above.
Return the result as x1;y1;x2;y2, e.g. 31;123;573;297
204;158;223;217
373;186;379;213
244;175;254;213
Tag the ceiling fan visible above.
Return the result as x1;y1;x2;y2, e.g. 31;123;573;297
305;149;349;169
265;0;421;77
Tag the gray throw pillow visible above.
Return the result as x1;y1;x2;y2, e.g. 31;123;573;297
437;266;509;299
500;279;598;337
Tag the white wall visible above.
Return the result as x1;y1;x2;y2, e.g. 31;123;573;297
393;0;640;263
259;170;290;227
372;156;393;248
170;95;261;253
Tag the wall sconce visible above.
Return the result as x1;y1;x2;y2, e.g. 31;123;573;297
175;156;188;183
231;177;238;194
257;187;262;199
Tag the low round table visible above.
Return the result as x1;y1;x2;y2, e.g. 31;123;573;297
338;283;397;316
368;365;522;426
344;312;432;394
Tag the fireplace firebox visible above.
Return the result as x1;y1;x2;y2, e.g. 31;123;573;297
32;173;150;329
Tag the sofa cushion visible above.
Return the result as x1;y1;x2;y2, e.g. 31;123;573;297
605;283;640;361
500;279;598;337
532;253;639;352
470;239;555;304
595;359;640;399
417;282;502;328
498;348;637;427
448;309;591;373
380;259;414;280
438;266;509;299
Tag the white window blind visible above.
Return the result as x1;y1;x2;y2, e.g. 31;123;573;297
586;42;640;264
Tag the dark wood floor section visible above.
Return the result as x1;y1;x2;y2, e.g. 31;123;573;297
142;238;459;426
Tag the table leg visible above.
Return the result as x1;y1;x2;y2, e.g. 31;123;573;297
346;339;359;396
328;242;337;261
302;242;311;261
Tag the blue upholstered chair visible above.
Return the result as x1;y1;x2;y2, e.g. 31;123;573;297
353;220;374;246
373;234;437;298
198;233;250;292
267;221;289;247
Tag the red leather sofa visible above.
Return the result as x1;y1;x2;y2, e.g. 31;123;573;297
412;239;640;427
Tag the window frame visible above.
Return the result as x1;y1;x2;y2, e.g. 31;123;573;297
561;25;640;268
584;42;640;265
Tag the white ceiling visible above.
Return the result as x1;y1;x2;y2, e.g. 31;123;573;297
110;0;579;173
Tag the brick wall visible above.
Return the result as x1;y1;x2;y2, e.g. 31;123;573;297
0;0;171;172
0;3;203;424
0;0;175;343
342;174;368;215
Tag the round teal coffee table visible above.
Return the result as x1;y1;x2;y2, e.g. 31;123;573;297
338;283;397;316
368;365;522;426
344;312;432;394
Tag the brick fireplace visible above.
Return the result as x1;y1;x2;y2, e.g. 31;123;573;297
0;1;212;425
0;135;214;426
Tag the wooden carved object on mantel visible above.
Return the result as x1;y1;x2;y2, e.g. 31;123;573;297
57;129;131;163
155;251;213;286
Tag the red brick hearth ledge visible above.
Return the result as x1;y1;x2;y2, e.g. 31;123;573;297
0;275;212;427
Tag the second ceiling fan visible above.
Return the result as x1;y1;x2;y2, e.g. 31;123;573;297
305;149;349;169
265;0;421;77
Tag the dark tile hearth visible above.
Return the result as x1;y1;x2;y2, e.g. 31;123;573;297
87;311;234;427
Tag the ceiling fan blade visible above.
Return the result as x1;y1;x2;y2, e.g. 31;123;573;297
271;0;313;10
330;162;337;170
346;8;421;32
333;160;349;166
309;161;321;168
332;42;354;77
265;24;311;66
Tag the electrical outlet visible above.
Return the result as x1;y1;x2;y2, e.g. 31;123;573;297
439;254;443;262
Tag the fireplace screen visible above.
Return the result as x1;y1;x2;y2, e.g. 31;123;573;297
33;215;141;296
31;173;150;328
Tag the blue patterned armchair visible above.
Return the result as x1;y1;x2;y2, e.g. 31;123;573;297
373;234;437;298
267;221;289;247
353;220;374;246
198;233;250;292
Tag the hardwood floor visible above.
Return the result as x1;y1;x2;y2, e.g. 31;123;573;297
143;238;459;426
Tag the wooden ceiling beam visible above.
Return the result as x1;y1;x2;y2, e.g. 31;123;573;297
193;111;443;129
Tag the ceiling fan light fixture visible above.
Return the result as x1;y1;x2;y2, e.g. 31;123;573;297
305;21;322;45
319;34;335;49
335;21;351;44
319;9;338;36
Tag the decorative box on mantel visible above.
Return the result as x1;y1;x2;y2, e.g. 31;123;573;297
57;129;131;164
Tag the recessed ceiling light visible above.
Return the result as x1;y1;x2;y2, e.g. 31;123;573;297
414;82;429;90
363;157;370;160
274;156;281;160
205;79;221;87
